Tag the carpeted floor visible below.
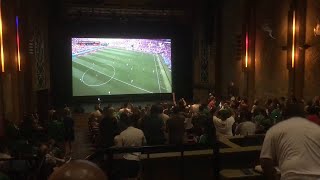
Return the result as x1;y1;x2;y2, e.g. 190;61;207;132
71;113;96;159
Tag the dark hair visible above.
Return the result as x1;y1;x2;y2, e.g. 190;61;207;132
150;104;162;115
283;103;305;119
307;106;319;115
239;110;252;122
120;112;132;126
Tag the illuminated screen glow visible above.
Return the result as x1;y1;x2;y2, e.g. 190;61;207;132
72;38;172;96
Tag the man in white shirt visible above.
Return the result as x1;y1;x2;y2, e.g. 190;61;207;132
260;103;320;180
113;112;146;179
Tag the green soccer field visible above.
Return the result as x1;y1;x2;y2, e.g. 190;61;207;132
72;48;172;96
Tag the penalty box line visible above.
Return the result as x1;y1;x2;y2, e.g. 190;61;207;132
74;60;153;93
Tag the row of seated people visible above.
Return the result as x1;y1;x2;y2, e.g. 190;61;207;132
88;95;311;148
87;97;320;179
0;107;75;179
88;100;216;148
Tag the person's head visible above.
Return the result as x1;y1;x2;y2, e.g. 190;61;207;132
229;81;234;86
48;139;56;146
64;107;71;117
208;96;215;102
241;98;248;105
39;144;49;155
94;104;100;111
217;109;231;121
103;107;114;119
123;102;129;108
306;106;318;115
50;111;58;121
48;160;107;180
283;102;305;119
119;112;132;127
150;104;161;115
253;99;259;106
253;106;267;117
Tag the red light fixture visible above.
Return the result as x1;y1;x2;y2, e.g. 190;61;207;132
291;11;296;68
16;16;21;71
245;31;249;68
0;0;4;72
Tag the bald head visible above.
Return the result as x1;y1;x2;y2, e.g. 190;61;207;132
49;160;107;180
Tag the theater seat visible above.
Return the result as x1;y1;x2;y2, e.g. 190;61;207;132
220;169;263;180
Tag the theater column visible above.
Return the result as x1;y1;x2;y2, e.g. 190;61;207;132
242;0;256;101
287;0;306;99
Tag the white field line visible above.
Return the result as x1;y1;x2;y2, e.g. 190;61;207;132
81;62;115;87
74;59;153;93
152;54;161;93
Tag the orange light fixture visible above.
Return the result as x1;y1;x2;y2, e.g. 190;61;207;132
291;11;296;68
0;0;4;72
245;31;249;68
16;16;21;71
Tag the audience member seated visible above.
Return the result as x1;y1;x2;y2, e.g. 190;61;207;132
213;109;235;136
199;111;217;146
98;107;119;148
235;110;256;136
63;107;75;155
260;103;320;180
20;114;34;141
306;105;320;126
192;104;210;138
131;107;143;129
89;104;103;123
4;119;21;142
251;99;260;114
48;112;65;145
0;143;11;173
113;112;146;180
38;143;64;179
119;102;133;115
269;106;282;124
158;105;170;126
208;96;216;113
19;113;45;145
143;104;166;145
190;99;201;115
166;107;186;144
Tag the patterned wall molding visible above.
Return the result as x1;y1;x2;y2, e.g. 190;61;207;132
29;27;48;90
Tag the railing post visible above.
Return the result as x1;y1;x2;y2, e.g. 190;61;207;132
180;146;184;180
107;150;113;179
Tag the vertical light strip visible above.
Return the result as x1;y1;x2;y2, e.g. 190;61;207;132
245;31;249;68
16;16;21;71
291;11;296;68
0;0;4;72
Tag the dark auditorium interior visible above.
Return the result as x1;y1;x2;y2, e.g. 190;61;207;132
0;0;320;179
